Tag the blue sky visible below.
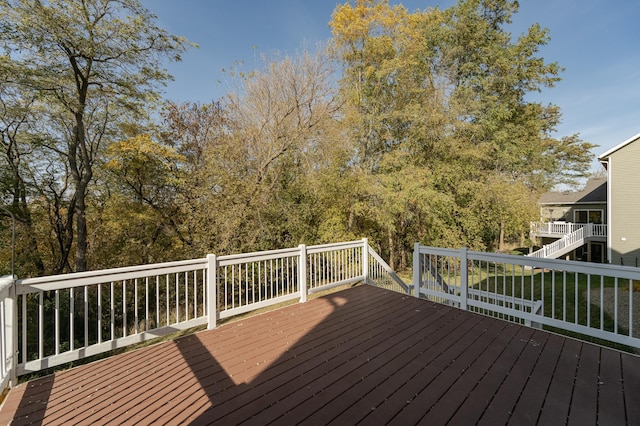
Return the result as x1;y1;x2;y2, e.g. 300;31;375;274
141;0;640;172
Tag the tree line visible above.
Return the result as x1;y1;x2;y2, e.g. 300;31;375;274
0;0;594;277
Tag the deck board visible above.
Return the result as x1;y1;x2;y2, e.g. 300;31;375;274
1;284;639;425
567;343;600;426
418;322;521;426
509;332;565;424
621;352;640;425
598;347;626;425
445;325;535;425
538;337;582;425
477;329;550;425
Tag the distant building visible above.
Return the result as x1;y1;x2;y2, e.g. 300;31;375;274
531;177;607;263
530;131;640;266
598;132;640;266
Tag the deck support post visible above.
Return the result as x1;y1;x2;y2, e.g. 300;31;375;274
206;254;217;329
299;244;308;303
362;238;369;286
413;243;420;298
460;247;468;311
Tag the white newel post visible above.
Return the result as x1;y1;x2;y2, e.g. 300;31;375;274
413;243;420;298
8;280;16;387
460;247;468;311
299;244;308;303
206;254;217;329
362;238;369;286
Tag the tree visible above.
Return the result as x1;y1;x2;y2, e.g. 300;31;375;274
221;51;341;251
88;134;186;267
165;50;343;255
0;0;192;272
0;81;46;276
329;0;595;263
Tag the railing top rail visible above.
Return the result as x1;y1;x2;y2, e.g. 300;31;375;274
417;246;460;257
418;245;640;280
307;240;364;254
16;257;207;286
217;247;302;266
16;258;208;293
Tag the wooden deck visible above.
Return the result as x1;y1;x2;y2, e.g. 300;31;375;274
1;284;639;425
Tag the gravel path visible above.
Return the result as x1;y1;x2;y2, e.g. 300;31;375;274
588;288;640;339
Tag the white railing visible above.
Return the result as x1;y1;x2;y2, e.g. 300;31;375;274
414;245;640;349
530;222;607;238
15;258;209;375
0;276;15;390
0;239;405;388
591;223;607;237
529;223;607;259
530;221;581;236
366;248;410;294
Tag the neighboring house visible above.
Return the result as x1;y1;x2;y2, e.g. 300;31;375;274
598;131;640;266
538;176;607;224
530;131;640;266
530;177;607;262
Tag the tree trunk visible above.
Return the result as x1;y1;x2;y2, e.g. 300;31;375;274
17;186;45;276
75;189;88;272
388;227;395;270
70;114;92;272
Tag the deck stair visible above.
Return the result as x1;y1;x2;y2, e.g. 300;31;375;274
528;223;606;259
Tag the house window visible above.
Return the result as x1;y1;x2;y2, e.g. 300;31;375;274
574;209;603;224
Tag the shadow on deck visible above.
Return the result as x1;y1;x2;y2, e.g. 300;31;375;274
1;285;639;425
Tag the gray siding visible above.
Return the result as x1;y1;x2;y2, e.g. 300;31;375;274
609;140;640;266
539;203;606;223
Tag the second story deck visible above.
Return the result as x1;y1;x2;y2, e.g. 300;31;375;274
1;240;640;424
1;284;639;425
530;222;607;240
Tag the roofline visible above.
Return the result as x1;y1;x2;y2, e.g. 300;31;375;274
539;201;607;206
598;131;640;163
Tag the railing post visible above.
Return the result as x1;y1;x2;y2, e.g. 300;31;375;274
8;280;16;387
362;238;369;285
206;254;217;330
299;244;308;303
460;247;468;311
413;243;420;298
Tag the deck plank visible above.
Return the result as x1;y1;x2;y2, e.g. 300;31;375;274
237;301;450;425
567;343;600;426
598;347;626;425
103;286;399;425
320;309;472;425
477;329;550;425
1;284;639;425
359;315;499;425
509;332;565;424
414;322;522;426
196;297;426;424
537;337;582;425
278;307;468;425
385;317;510;425
446;325;535;425
621;352;640;425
